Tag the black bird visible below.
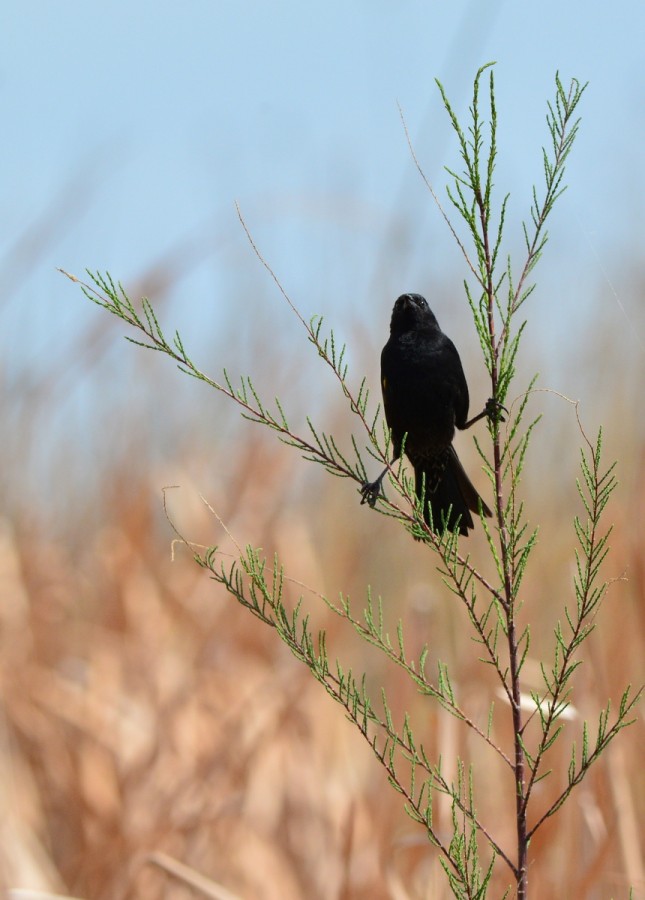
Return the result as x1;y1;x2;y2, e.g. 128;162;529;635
361;293;495;536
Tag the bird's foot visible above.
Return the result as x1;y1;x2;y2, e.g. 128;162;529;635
360;478;384;508
485;396;507;424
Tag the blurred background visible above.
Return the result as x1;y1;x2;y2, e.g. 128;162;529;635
1;2;644;897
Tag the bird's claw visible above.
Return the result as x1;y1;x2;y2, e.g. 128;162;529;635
360;480;383;508
485;397;507;424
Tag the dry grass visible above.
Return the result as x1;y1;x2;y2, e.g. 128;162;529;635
1;402;643;899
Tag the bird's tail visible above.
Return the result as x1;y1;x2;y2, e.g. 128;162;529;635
415;446;492;536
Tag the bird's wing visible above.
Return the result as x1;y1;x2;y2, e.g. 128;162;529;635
442;337;470;427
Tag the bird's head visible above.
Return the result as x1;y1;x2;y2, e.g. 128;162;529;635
390;293;439;334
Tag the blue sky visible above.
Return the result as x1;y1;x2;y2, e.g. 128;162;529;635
1;1;644;458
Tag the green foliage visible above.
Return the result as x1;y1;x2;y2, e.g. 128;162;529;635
63;66;643;899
